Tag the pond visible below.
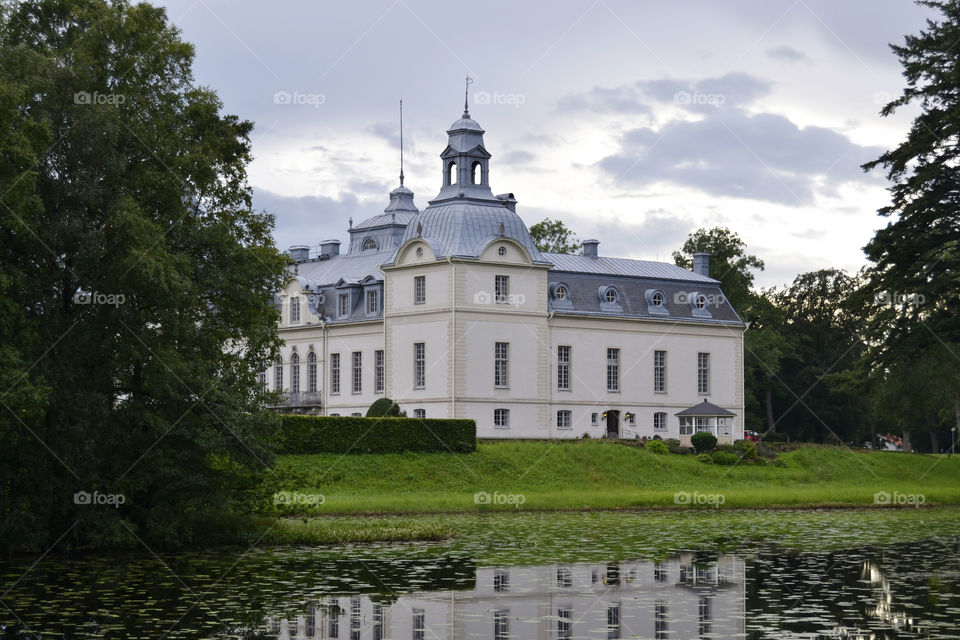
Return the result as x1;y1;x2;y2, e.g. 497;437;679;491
2;509;958;639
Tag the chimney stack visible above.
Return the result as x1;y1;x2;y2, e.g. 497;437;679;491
582;239;599;260
693;252;711;277
287;245;310;262
319;239;341;259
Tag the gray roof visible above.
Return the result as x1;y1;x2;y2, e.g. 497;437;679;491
352;211;417;230
546;253;717;283
385;201;550;265
296;253;385;287
675;400;737;417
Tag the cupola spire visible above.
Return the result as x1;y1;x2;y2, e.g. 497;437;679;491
463;75;473;117
399;99;405;187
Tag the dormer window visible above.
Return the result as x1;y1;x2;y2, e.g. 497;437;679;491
694;294;707;309
447;161;457;186
652;291;664;307
644;289;669;316
362;237;377;251
556;285;568;300
599;285;622;312
472;161;483;184
605;288;618;304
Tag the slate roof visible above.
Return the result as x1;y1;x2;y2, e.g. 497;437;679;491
296;253;384;287
676;400;737;417
546;253;716;283
352;211;416;230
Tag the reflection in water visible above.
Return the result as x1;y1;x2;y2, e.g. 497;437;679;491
265;553;746;640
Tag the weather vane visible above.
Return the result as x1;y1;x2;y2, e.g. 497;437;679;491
399;99;405;187
464;75;473;115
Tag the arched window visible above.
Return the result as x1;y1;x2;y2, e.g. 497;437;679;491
605;288;618;304
290;352;300;393
307;352;317;393
362;237;377;251
447;161;457;186
472;161;482;184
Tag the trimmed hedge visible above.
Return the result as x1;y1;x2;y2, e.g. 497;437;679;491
275;414;477;454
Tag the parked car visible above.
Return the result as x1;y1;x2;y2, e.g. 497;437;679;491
744;430;760;442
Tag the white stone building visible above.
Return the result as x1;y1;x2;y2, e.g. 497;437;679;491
268;103;746;442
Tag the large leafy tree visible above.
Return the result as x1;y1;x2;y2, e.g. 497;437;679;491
529;217;581;254
672;227;764;315
0;0;286;551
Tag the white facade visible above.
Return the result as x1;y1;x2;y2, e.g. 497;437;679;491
269;106;746;442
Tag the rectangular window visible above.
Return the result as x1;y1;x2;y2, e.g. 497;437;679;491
375;350;384;393
591;412;599;425
413;408;426;419
654;412;667;431
350;596;361;640
654;350;666;393
717;416;733;437
352;351;362;394
698;596;712;637
494;342;509;388
698;352;710;394
373;604;384;640
494;609;510;640
557;410;572;429
655;602;668;640
607;348;620;392
328;603;339;638
495;275;509;303
274;360;283;391
494;408;510;429
290;296;300;324
557;607;572;640
493;569;510;592
695;417;712;433
607;603;621;640
308;353;317;393
557;567;573;587
412;608;425;640
679;416;692;436
366;289;379;314
414;342;425;389
557;345;571;390
654;562;667;582
257;369;266;390
414;275;426;304
338;294;349;318
330;353;340;394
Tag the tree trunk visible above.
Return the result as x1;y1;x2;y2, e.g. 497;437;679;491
928;422;940;453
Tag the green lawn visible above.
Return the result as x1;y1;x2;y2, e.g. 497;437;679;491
256;441;960;516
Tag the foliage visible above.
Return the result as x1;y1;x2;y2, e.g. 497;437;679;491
672;227;765;313
711;451;740;466
275;415;477;454
529;218;581;254
366;397;403;417
646;439;669;455
773;455;788;468
734;439;759;459
0;0;287;551
690;432;718;453
695;453;714;464
665;439;692;454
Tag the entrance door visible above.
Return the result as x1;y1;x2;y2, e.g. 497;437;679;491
605;410;620;438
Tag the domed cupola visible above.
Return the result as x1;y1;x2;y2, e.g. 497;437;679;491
431;100;496;204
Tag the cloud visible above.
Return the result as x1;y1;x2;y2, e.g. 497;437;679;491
500;150;536;165
557;85;652;115
767;45;809;62
253;188;380;251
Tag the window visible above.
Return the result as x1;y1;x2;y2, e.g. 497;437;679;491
494;609;509;640
290;352;300;393
626;412;635;425
557;608;572;640
414;275;426;304
290;296;300;324
604;287;618;303
413;408;425;419
350;596;361;640
697;352;710;394
472;160;482;184
308;352;317;393
495;275;509;303
556;285;568;300
679;417;693;436
654;412;667;431
654;562;667;582
352;351;362;394
655;602;668;640
416;247;423;257
557;345;571;390
698;596;712;637
274;358;283;391
557;567;573;587
717;416;733;437
695;417;712;433
447;161;457;186
367;289;379;314
494;569;510;592
257;369;266;390
362;237;377;251
654;350;666;393
607;348;620;392
328;603;339;638
306;605;316;637
375;350;384;393
373;605;384;640
652;291;664;307
338;294;349;318
330;353;340;394
591;412;599;425
494;408;510;428
498;246;506;256
414;342;425;389
695;293;707;309
351;412;362;417
494;342;509;388
607;604;621;640
413;608;425;640
557;410;572;429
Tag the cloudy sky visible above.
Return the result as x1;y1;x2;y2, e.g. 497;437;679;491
153;0;932;288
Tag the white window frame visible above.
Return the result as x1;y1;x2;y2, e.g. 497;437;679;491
557;409;572;429
697;352;710;395
591;412;599;425
274;358;283;391
374;349;384;393
679;416;693;436
290;352;300;393
654;350;666;393
352;351;362;394
494;408;510;429
654;412;667;431
338;293;349;318
413;342;425;389
557;345;571;391
330;353;340;395
494;342;509;388
607;348;620;392
495;275;509;304
307;351;317;393
414;275;426;304
290;296;300;324
366;289;379;315
413;408;426;419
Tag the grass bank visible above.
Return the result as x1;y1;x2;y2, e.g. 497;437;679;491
259;441;960;516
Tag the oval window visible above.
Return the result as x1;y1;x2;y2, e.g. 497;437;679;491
498;246;506;256
416;247;423;257
556;285;568;300
652;291;664;307
605;288;618;303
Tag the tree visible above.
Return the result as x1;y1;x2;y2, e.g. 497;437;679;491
672;227;764;314
743;291;796;434
529;218;581;254
0;0;287;551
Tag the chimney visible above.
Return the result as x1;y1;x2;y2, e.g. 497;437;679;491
319;239;340;258
495;192;518;212
693;252;711;277
582;239;599;260
287;245;310;262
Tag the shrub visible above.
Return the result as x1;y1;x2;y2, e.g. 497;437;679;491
757;443;778;459
366;397;403;417
773;455;788;467
734;439;759;459
275;415;476;454
690;432;718;453
711;451;740;466
695;453;713;464
646;440;669;455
